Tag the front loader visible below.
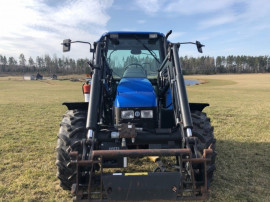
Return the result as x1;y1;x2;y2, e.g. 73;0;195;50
56;30;216;201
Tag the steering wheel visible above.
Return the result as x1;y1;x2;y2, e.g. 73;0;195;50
124;63;145;71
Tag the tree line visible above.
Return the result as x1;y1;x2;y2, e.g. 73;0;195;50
0;53;90;75
0;53;269;75
181;55;270;74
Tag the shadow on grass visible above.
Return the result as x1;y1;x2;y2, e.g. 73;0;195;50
210;140;270;201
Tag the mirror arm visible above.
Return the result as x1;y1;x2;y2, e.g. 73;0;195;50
72;41;93;52
179;41;205;53
61;40;94;52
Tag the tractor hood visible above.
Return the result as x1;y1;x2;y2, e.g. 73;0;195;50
114;78;157;108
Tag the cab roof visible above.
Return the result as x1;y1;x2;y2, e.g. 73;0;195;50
98;31;165;41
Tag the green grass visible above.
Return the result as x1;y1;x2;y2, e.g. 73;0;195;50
1;74;270;201
185;74;270;201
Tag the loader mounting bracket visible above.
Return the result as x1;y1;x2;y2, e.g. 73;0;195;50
70;148;213;201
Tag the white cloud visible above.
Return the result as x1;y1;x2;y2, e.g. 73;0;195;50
237;0;270;26
159;0;270;34
199;14;237;29
169;31;185;41
0;0;113;59
53;0;111;27
135;0;238;15
137;20;146;24
165;0;238;15
135;0;165;14
199;0;270;29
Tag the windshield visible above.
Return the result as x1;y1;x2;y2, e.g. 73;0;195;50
106;36;163;79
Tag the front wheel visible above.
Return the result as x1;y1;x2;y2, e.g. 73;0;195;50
191;110;216;186
55;109;87;190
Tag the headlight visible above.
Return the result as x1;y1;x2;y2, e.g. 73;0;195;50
141;110;153;118
121;110;134;119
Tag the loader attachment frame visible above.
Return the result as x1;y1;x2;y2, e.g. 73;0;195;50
70;147;213;201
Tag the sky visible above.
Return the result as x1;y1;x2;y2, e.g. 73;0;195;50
0;0;270;60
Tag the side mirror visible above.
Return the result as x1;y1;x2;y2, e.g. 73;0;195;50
196;41;205;53
62;39;71;52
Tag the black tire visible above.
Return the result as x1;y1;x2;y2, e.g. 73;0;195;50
191;110;216;186
56;109;87;190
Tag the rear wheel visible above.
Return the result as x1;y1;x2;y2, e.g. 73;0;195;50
191;110;216;186
56;109;87;190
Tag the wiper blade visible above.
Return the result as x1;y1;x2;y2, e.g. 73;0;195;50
134;36;160;64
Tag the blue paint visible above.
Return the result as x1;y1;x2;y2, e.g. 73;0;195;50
166;88;173;109
114;78;157;108
114;79;199;108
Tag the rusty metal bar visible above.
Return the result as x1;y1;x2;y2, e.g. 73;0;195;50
203;160;208;195
92;148;192;158
75;152;80;198
70;160;101;165
87;162;94;200
182;158;211;163
100;156;103;201
189;161;196;196
71;154;212;165
70;151;79;156
71;149;213;161
203;149;213;158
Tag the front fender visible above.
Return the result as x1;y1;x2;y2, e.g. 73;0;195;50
189;103;209;111
62;102;88;110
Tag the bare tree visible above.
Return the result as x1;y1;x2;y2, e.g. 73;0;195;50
19;53;26;66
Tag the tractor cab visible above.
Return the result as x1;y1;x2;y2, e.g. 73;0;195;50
102;32;165;80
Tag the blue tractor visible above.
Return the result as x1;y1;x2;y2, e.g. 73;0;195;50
56;31;216;201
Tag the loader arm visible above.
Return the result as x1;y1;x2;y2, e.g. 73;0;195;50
158;43;193;137
86;42;103;130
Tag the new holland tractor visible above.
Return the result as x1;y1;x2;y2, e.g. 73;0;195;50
56;30;216;201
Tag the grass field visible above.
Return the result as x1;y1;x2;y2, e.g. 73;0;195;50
0;74;270;201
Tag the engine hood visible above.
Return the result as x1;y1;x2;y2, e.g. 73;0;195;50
114;78;157;108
